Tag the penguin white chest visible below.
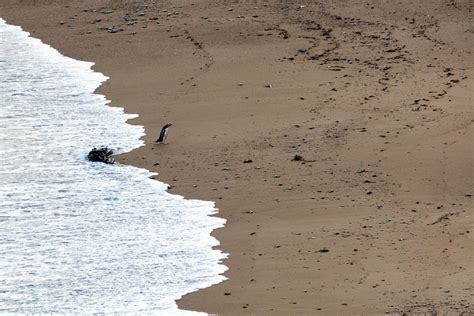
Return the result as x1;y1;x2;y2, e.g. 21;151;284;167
162;128;169;142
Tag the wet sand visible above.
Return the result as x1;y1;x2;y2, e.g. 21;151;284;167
1;0;473;314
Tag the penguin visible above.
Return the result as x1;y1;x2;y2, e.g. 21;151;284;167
155;123;173;144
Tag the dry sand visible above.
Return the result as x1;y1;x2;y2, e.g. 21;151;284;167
1;0;473;314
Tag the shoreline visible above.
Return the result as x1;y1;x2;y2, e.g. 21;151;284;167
0;17;227;314
1;0;473;314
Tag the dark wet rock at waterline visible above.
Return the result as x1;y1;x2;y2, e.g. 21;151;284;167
87;147;115;164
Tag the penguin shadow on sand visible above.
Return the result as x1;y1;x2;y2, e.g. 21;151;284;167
155;123;173;145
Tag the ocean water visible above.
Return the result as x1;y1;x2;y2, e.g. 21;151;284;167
0;18;226;314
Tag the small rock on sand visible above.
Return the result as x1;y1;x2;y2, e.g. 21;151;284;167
292;154;304;161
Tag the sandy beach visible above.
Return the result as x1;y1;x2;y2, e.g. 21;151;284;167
1;0;473;314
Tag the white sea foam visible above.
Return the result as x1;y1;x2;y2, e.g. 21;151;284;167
0;18;227;314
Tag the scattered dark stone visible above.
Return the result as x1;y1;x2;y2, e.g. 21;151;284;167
279;29;289;39
107;27;124;33
317;248;329;253
243;159;253;163
224;292;231;295
292;154;304;161
87;147;115;164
